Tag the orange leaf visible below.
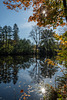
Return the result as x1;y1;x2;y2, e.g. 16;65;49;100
7;6;11;9
51;86;53;89
64;85;67;88
23;97;26;100
20;89;24;93
17;0;19;2
24;8;26;10
13;5;16;8
3;1;6;4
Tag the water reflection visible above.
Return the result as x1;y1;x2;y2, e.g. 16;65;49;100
0;56;31;84
0;56;62;100
29;57;58;83
0;56;59;84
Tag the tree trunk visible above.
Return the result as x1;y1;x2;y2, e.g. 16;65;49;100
63;0;67;21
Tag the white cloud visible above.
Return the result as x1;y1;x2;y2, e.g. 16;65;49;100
20;21;37;29
55;25;67;35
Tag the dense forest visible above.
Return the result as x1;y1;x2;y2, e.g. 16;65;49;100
0;24;33;55
0;24;57;56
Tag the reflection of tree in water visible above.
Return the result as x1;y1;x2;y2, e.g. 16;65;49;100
0;62;19;84
40;59;58;78
0;64;11;83
29;57;58;83
29;57;42;83
12;65;19;84
0;56;31;84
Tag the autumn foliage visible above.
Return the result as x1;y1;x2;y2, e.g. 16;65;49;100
3;0;67;27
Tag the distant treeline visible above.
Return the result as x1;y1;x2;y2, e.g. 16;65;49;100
0;24;57;56
0;24;34;55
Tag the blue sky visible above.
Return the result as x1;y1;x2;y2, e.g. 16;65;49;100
0;0;36;41
0;1;67;42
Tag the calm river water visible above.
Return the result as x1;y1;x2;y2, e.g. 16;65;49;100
0;56;64;100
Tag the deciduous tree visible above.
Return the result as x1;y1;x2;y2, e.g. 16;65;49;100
3;0;67;27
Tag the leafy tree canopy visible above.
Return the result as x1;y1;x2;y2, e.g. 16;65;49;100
3;0;67;27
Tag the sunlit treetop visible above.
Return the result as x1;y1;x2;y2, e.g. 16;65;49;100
3;0;67;27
